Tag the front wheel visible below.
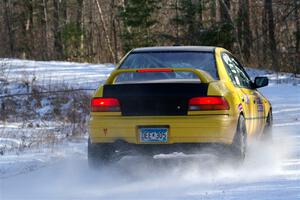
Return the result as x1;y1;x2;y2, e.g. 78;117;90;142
230;115;247;160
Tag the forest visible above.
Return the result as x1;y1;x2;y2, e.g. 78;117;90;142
0;0;299;73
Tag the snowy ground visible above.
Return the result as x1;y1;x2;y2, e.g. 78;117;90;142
0;59;300;199
0;58;115;89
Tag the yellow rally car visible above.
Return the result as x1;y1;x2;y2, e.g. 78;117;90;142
88;46;272;166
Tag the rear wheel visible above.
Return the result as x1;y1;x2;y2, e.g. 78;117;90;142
88;138;116;168
231;115;247;160
261;111;273;141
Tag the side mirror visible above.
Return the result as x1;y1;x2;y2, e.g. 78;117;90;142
254;77;269;88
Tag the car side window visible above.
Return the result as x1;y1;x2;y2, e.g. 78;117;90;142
222;53;252;89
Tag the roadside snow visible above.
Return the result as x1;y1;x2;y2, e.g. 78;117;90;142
0;58;115;89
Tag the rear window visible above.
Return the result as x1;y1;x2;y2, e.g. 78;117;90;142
117;51;218;83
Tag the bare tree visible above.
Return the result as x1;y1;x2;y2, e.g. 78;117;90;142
53;0;64;59
218;0;244;62
95;0;116;63
3;0;15;57
0;0;298;72
42;0;49;59
262;0;269;65
237;0;252;62
265;0;279;74
110;0;119;61
294;0;300;75
76;0;84;54
219;0;231;23
22;0;34;59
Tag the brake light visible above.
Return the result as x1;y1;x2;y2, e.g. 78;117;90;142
188;97;229;111
136;69;174;73
91;98;120;112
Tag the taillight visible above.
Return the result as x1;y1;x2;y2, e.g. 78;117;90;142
188;97;229;111
91;98;120;112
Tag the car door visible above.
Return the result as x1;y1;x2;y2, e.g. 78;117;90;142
221;53;259;136
252;90;266;134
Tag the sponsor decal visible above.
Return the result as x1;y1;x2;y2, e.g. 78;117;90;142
244;94;250;104
257;101;264;112
254;93;264;112
238;103;243;111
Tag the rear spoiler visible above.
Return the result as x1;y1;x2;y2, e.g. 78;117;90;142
105;68;214;84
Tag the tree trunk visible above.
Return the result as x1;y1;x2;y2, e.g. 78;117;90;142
27;0;34;57
218;0;244;62
210;0;216;23
3;0;15;57
237;0;243;57
53;0;64;59
76;0;84;56
42;0;49;59
87;0;95;62
110;0;118;62
219;0;231;23
262;0;269;65
240;0;251;62
265;0;279;74
252;2;262;67
294;0;300;75
23;0;34;59
95;0;116;63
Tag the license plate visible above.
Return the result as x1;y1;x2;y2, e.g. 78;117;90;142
139;127;168;143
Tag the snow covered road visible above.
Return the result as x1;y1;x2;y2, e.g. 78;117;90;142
1;84;300;200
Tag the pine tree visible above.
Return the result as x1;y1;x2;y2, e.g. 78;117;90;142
168;0;234;48
170;0;203;45
118;0;161;52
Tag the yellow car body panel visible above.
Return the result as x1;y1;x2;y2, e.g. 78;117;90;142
89;47;271;145
90;114;236;144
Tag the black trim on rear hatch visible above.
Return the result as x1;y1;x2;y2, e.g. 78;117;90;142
103;83;208;116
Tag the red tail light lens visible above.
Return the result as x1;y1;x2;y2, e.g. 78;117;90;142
188;97;229;111
91;98;120;112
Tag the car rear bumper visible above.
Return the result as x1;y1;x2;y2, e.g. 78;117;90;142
89;114;237;145
105;141;232;156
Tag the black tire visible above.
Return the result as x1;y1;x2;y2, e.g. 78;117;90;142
261;111;273;141
231;115;247;161
88;138;116;168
